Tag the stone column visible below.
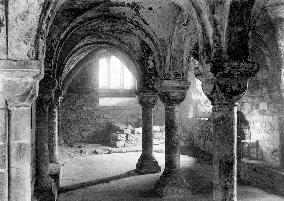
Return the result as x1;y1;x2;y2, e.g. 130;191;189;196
9;105;35;201
212;103;237;200
0;59;42;201
48;101;59;164
0;99;8;201
280;114;284;169
154;80;190;197
195;60;258;201
135;92;161;174
35;96;55;201
277;18;284;169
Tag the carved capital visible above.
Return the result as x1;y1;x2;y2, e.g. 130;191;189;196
212;60;259;80
196;60;258;106
0;60;43;108
155;80;190;106
202;77;247;106
137;91;158;108
6;81;39;108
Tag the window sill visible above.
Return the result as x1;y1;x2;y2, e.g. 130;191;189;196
99;89;137;97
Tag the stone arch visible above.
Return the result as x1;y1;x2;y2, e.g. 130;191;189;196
61;44;140;94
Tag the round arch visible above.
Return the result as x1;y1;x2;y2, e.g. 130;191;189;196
61;44;140;94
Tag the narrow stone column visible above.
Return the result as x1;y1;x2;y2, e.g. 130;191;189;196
154;80;190;197
0;99;8;201
212;103;237;200
35;96;55;201
135;92;161;174
195;60;258;201
48;101;59;164
277;19;284;169
280;116;284;169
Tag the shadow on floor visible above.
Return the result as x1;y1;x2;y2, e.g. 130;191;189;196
59;170;139;193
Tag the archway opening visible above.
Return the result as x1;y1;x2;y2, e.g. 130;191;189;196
58;51;165;164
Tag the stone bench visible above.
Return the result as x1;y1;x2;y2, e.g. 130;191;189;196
240;159;284;195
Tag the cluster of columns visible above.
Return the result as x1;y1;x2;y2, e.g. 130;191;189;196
196;60;258;200
136;61;258;200
35;88;61;201
135;80;191;197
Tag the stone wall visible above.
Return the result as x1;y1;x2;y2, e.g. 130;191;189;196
178;18;284;167
237;13;283;166
179;63;281;166
59;64;165;144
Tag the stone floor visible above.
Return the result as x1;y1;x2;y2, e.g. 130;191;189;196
58;152;284;201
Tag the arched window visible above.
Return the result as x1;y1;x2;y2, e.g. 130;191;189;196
99;55;136;97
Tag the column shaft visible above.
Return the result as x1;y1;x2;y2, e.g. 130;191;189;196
279;117;284;168
154;80;190;197
35;98;55;201
135;92;161;174
0;101;8;201
9;106;34;201
277;19;284;169
212;104;237;201
48;105;59;164
141;106;153;157
164;105;180;171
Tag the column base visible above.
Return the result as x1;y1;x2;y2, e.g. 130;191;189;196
154;169;190;197
35;176;56;201
36;188;56;201
135;155;161;174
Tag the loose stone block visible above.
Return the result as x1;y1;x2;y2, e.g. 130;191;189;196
110;133;126;141
110;140;125;148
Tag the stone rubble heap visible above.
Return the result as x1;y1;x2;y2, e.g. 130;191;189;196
109;123;165;148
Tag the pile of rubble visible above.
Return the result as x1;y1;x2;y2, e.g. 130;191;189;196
109;123;165;148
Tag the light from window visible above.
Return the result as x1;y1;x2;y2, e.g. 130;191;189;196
124;66;134;89
99;58;108;88
99;55;136;90
109;56;121;89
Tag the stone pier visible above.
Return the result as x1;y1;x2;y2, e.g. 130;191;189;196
212;103;237;200
196;60;258;201
48;101;59;164
35;95;56;201
154;80;190;197
136;92;161;174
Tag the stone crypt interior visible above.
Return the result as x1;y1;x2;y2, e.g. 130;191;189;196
1;0;284;201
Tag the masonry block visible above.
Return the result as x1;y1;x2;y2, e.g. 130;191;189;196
10;107;31;141
0;171;8;201
10;166;32;201
0;109;7;143
10;142;31;167
0;144;7;169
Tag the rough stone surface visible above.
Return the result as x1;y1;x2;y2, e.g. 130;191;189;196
48;103;59;163
135;92;161;174
154;80;190;197
59;65;165;144
1;1;284;201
